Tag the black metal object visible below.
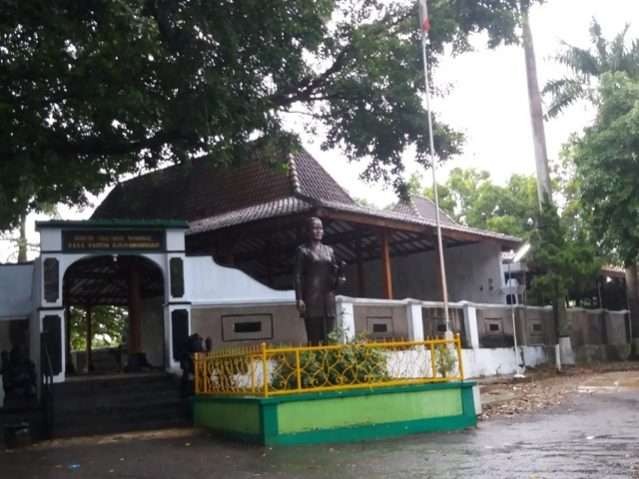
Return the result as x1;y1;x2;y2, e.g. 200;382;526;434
43;258;59;302
171;310;189;362
170;257;184;298
42;316;62;375
40;332;55;440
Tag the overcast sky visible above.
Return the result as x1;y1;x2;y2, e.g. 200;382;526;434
311;0;639;206
2;0;638;262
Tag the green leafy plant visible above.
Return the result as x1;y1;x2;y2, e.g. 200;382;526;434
434;344;457;378
68;305;126;351
271;330;388;390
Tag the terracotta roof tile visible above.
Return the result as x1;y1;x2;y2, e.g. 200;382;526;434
188;197;313;234
292;150;354;204
392;196;457;226
93;148;354;221
319;200;520;244
91;149;519;245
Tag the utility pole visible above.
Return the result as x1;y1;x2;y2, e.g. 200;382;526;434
419;0;452;335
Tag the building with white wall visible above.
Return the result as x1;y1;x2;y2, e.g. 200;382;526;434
0;150;521;388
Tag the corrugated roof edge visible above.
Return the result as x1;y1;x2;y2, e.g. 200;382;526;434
185;195;521;245
317;200;521;244
187;196;313;234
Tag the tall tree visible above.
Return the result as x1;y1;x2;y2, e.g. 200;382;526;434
546;23;639;337
520;0;551;205
543;19;639;118
413;168;538;238
568;73;639;267
528;201;601;334
1;0;541;231
567;73;639;335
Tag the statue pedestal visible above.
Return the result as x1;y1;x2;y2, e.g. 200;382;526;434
194;382;477;445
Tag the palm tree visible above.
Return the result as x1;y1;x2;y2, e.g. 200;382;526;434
543;19;639;118
544;20;639;341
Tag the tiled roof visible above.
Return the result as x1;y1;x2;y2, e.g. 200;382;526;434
291;150;354;203
92;149;519;245
392;196;458;226
93;164;190;220
188;197;313;234
319;200;520;244
93;149;354;221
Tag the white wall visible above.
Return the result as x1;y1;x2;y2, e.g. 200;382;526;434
444;242;506;303
186;257;295;306
191;303;305;348
462;346;551;378
347;241;506;303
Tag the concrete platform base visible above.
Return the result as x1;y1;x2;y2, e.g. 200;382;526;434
194;382;477;446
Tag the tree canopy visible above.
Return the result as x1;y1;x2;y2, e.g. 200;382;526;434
68;305;127;352
411;167;538;238
543;18;639;118
566;72;639;266
527;200;601;330
1;0;541;231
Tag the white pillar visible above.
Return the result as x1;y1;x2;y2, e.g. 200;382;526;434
462;302;480;350
336;296;355;342
406;300;424;341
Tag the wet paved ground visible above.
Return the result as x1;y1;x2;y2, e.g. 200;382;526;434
2;375;639;478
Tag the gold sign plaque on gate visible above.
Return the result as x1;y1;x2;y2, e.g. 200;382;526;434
62;230;165;252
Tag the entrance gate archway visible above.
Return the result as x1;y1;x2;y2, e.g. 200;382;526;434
32;220;192;383
63;255;165;373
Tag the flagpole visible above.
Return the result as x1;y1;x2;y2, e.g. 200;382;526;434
419;2;451;335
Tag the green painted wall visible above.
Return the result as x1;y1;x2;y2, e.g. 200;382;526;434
194;399;261;435
277;388;462;434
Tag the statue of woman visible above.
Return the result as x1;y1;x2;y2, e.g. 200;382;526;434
294;217;345;344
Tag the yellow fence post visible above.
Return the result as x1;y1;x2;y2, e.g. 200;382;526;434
194;353;200;394
455;333;464;380
202;339;469;396
261;342;268;397
251;354;257;394
429;342;436;378
295;349;302;391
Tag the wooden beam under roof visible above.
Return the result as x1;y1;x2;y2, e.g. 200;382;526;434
316;206;520;247
379;229;393;300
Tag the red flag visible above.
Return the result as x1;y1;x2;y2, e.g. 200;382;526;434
419;0;431;33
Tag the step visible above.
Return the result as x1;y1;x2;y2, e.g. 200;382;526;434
55;374;179;395
0;407;46;443
55;378;179;392
54;388;183;412
52;402;191;438
48;373;191;438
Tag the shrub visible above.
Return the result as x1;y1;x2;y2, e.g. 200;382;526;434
434;344;457;377
271;331;389;390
